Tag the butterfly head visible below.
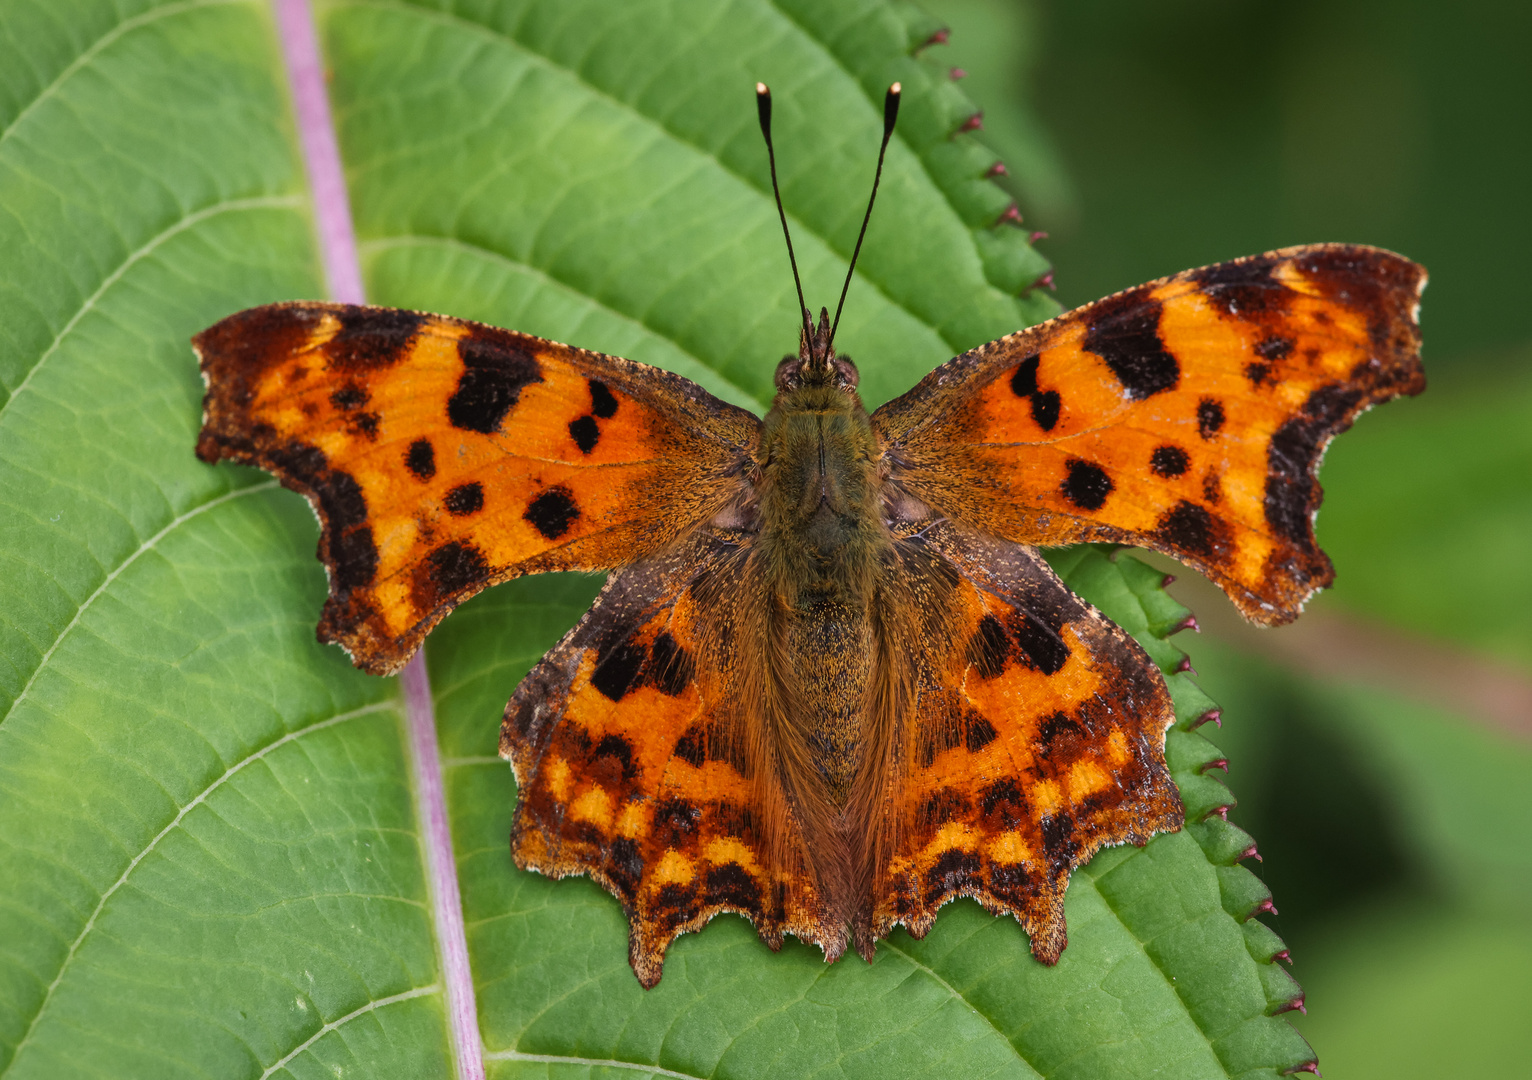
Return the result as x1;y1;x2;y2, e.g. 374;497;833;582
776;307;860;392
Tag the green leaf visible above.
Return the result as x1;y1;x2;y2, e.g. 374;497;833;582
0;0;1309;1075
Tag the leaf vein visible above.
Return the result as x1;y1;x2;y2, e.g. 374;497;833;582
0;0;244;148
0;194;306;415
878;940;1044;1077
482;1050;708;1079
257;984;441;1079
0;480;281;727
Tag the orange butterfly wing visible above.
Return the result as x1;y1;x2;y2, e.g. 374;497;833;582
502;529;836;987
194;302;758;674
872;244;1426;623
869;522;1181;960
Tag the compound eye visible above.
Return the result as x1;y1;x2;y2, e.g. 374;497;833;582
774;356;801;390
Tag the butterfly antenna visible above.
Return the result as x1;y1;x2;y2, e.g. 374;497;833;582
828;82;901;354
756;83;814;353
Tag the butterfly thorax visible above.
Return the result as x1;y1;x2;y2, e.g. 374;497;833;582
757;377;886;602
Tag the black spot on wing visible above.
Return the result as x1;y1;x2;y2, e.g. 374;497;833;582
444;482;484;516
1040;812;1080;873
1197;398;1225;439
448;336;543;433
1082;288;1179;400
706;862;761;908
1062;459;1113;511
569;415;600;453
1190;255;1288;318
317;469;367;533
1156;500;1221;559
1011;612;1069;675
1151;445;1188;478
327;308;425;372
648;632;694;696
329;522;378;593
268;442;377;594
330;385;367;410
524;487;579;539
674;726;707;767
1007;355;1061;429
925;848;981;899
1009;354;1040;397
653;800;699;842
1244;361;1272;387
968;615;1011;679
588;379;619;419
918;789;970;831
1265;384;1364;543
1255;334;1294;360
607;836;643;896
980;778;1027;828
653;884;699;929
267;440;326;486
591;641;646;702
424;540;490;599
988;861;1036;902
406;439;436;480
965;713;998;752
590;733;638;781
919;716;964;768
1036;712;1084;759
1030;390;1060;431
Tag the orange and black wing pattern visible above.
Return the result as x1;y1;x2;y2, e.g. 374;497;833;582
871;522;1182;960
195;303;759;674
502;529;832;988
872;245;1426;623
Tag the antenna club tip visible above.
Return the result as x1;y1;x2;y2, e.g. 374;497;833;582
756;82;769;96
890;82;901;95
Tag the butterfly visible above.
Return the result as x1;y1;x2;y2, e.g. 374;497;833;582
193;83;1425;988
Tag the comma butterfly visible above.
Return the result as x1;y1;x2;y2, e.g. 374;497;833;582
194;84;1425;987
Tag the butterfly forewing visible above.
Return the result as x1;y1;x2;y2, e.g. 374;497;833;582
195;302;759;674
872;244;1426;623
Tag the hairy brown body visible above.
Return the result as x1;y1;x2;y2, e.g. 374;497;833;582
752;318;901;947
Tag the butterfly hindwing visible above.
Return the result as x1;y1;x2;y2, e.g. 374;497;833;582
195;302;759;674
872;244;1426;623
874;522;1182;961
501;529;834;987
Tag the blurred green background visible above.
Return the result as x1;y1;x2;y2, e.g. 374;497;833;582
923;0;1532;1075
